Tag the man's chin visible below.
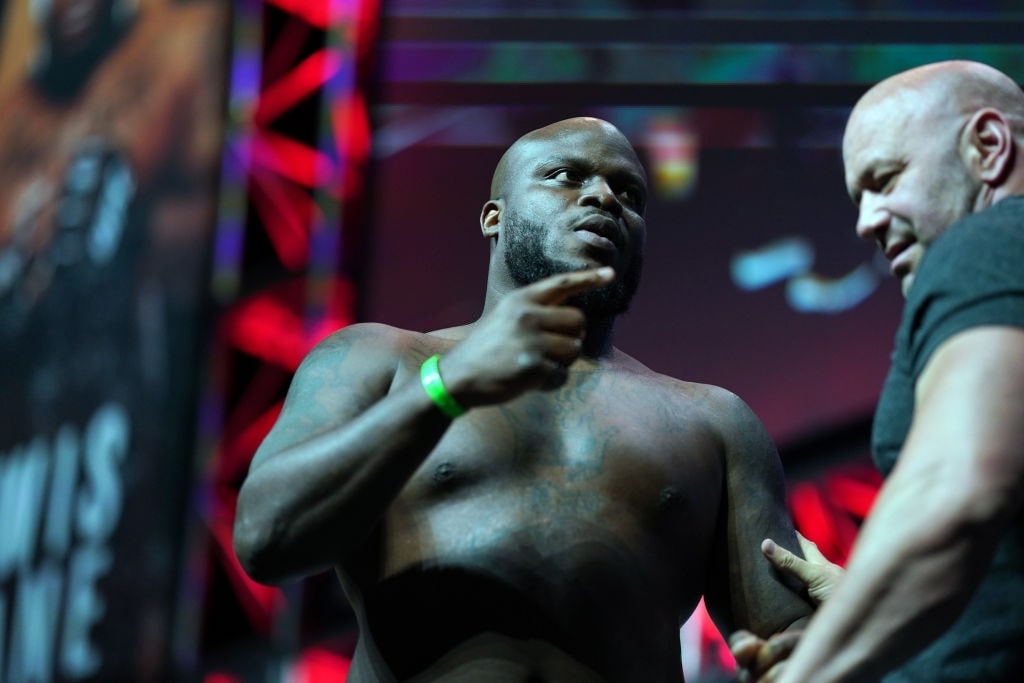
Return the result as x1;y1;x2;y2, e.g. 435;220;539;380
900;272;916;298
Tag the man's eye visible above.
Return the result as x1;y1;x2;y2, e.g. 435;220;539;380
552;169;582;183
877;171;899;192
620;187;642;207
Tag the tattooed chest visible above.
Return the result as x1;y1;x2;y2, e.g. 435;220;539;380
413;400;634;490
384;414;719;590
401;390;718;525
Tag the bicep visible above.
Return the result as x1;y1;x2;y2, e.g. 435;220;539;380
901;325;1024;521
704;392;811;635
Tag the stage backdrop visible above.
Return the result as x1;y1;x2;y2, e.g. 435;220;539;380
363;2;1024;449
357;4;1024;680
0;0;230;681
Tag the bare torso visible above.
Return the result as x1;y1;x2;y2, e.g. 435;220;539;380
340;332;728;682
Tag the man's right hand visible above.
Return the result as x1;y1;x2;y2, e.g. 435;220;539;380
440;267;615;407
763;532;845;605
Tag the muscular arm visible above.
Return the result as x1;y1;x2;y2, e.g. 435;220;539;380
703;391;813;638
233;323;452;584
776;326;1024;682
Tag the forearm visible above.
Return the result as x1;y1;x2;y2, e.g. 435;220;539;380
777;468;1002;682
769;330;1024;681
234;376;453;583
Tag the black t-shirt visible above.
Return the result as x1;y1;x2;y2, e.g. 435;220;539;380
873;195;1024;682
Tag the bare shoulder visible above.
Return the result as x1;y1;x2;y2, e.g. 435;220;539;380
296;321;412;380
612;351;752;418
249;323;421;468
610;351;772;455
674;380;780;474
307;320;413;352
281;320;468;417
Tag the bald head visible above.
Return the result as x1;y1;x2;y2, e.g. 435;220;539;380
842;61;1024;296
490;117;644;200
851;60;1024;143
844;60;1024;195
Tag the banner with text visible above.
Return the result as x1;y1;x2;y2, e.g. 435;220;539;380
0;0;229;680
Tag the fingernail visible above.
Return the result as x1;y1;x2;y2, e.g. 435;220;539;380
762;539;777;556
727;632;748;646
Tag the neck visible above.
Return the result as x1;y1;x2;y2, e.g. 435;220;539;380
480;271;618;360
580;316;616;358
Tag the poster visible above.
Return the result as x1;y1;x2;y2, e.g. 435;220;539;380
0;0;230;680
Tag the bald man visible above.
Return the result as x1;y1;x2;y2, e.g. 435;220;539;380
731;60;1024;682
233;117;811;681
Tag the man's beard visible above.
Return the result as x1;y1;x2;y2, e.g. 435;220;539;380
502;210;642;318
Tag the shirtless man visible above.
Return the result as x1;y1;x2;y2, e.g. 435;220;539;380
233;116;811;681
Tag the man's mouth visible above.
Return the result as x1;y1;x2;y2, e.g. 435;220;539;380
885;239;914;276
574;216;623;251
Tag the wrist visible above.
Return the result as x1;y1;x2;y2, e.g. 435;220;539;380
420;354;466;418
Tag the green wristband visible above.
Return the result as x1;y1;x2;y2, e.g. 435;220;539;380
420;354;466;418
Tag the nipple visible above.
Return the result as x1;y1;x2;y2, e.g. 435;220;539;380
658;486;681;510
432;461;457;486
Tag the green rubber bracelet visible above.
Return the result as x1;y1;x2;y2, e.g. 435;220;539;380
420;354;466;418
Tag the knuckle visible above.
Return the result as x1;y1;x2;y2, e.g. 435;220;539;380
516;351;541;371
515;307;539;327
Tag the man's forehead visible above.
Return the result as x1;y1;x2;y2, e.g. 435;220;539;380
845;76;951;144
844;96;912;162
524;124;623;150
848;92;907;133
515;129;643;172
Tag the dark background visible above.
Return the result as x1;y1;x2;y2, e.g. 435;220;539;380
2;0;1024;681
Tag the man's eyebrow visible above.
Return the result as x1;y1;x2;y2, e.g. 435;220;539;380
848;157;883;204
535;154;586;169
620;169;647;188
534;154;646;192
849;173;868;205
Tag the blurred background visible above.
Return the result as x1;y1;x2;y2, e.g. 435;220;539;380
0;0;1022;680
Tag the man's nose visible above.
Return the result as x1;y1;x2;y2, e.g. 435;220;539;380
855;192;889;243
579;178;621;214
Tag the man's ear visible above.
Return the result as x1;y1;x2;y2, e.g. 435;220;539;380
480;199;502;238
961;108;1014;186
